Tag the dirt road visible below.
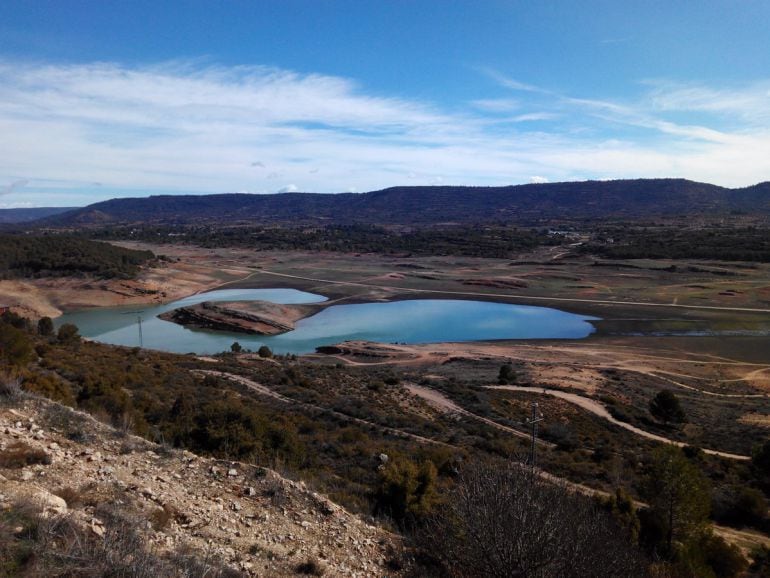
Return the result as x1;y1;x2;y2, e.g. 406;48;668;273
197;370;454;448
486;385;750;460
405;384;552;447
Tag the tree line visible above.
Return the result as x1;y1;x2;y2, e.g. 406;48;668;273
89;224;561;258
584;226;770;262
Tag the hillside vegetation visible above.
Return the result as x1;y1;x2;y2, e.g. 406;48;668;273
34;179;770;227
0;235;154;279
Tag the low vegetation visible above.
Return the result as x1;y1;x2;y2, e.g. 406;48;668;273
0;499;241;577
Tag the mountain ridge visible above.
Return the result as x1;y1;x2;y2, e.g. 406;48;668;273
0;206;78;224
34;178;770;227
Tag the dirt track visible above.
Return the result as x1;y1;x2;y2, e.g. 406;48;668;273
405;384;552;447
198;370;454;448
486;385;750;460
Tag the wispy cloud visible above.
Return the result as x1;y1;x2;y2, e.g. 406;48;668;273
0;60;768;207
1;179;28;196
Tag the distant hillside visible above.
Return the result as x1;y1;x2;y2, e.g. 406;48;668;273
0;235;153;279
35;179;770;227
0;206;77;224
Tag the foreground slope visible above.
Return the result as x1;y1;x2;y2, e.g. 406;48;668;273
0;396;402;577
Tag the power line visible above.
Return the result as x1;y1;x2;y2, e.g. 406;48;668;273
526;402;544;468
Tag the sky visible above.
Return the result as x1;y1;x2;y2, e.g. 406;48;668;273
1;0;769;208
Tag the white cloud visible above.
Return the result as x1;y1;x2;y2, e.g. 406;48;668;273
529;176;549;184
278;184;298;193
0;60;768;208
645;80;770;122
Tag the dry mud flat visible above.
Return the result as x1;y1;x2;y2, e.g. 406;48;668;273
320;338;770;393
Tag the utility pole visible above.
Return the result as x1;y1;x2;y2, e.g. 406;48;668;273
527;402;544;468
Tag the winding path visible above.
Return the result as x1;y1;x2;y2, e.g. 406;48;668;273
405;384;553;447
486;385;750;460
196;370;454;448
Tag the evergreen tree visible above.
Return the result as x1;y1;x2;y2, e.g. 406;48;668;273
649;390;687;425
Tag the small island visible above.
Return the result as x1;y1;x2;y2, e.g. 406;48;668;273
159;299;318;335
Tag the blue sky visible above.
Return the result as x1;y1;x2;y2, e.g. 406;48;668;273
1;0;769;207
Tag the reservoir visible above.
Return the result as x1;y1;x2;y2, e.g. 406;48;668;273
56;288;598;355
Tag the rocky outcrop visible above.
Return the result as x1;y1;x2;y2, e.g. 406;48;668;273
159;300;315;336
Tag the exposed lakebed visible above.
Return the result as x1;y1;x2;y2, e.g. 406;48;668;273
56;288;599;355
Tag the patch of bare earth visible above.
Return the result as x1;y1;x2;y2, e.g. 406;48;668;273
739;413;770;428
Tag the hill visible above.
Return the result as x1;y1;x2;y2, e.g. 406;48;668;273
0;207;77;224
35;179;770;227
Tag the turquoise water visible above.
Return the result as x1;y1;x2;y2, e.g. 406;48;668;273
56;288;598;355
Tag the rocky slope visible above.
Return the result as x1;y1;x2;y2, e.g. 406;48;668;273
0;395;403;577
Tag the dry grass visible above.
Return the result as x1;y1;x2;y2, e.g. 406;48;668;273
149;503;178;530
0;373;23;400
0;441;51;468
1;498;244;577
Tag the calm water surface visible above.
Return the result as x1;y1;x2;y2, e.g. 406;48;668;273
56;288;598;355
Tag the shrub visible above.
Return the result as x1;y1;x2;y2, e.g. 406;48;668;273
0;442;51;468
257;345;272;358
712;485;767;527
56;323;80;345
751;439;770;493
0;324;34;367
149;504;178;530
37;317;54;337
649;390;686;425
374;458;439;526
416;461;649;577
0;373;23;400
498;363;516;384
296;557;326;575
53;487;82;508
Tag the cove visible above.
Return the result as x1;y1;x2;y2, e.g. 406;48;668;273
56;288;599;355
